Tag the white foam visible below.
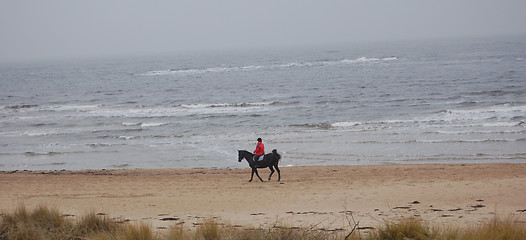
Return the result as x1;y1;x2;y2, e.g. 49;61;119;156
422;105;526;123
140;122;168;127
22;130;56;136
46;104;102;112
382;57;398;61
27;102;278;119
142;70;173;76
481;122;524;127
90;106;182;118
342;57;380;64
118;136;136;140
140;64;267;76
122;122;142;126
279;62;314;68
181;101;276;109
331;121;361;127
181;103;231;109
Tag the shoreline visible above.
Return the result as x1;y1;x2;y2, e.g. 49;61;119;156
1;163;525;231
4;160;526;173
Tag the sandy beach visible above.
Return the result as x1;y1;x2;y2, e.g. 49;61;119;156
1;164;525;231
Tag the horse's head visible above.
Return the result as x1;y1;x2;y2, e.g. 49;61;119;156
237;150;243;162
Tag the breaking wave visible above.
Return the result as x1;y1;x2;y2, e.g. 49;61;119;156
181;101;279;109
2;101;291;120
331;104;525;129
138;56;398;76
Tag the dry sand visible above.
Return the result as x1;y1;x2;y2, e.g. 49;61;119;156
1;164;525;231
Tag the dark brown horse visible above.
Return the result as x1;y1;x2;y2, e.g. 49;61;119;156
238;149;281;182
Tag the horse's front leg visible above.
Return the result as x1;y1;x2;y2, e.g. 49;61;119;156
249;168;255;182
268;166;275;181
254;168;264;182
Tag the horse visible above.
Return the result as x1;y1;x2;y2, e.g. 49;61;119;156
238;149;281;182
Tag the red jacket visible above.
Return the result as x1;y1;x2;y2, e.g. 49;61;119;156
254;142;265;156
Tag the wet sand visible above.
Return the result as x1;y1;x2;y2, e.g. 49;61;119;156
1;164;525;231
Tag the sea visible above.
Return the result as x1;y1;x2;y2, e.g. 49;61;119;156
1;35;525;171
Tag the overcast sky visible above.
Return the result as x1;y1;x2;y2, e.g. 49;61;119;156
1;0;525;63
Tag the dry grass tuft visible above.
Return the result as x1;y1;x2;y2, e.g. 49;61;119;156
0;205;73;240
73;211;119;237
366;217;436;240
120;222;157;240
166;224;187;240
195;218;222;240
450;215;526;240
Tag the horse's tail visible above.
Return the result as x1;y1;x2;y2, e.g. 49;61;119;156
272;149;281;163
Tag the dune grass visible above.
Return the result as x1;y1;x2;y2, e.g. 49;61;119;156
362;216;526;240
0;205;73;240
1;205;525;240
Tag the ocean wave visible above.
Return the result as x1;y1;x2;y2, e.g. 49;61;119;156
291;123;332;130
21;130;62;137
326;105;525;135
23;151;84;157
4;104;39;110
180;101;281;109
382;57;398;61
432;129;525;135
330;119;415;129
139;65;265;76
137;56;398;76
32;123;58;127
175;101;292;116
25;151;63;157
122;122;142;126
118;136;138;140
423;104;526;123
140;122;168;127
45;104;104;112
331;121;361;127
3;104;104;114
87;143;113;148
351;138;521;144
463;90;522;97
3;101;286;120
341;57;379;63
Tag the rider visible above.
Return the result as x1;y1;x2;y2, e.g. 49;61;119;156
253;138;265;166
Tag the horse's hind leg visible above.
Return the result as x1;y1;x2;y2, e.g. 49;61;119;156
275;165;281;182
268;166;275;181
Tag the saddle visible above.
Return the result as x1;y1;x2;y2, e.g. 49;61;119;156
254;155;264;161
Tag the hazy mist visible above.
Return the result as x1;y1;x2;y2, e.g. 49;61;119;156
1;0;525;62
